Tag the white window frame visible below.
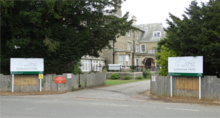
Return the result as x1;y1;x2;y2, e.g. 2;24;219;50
81;60;91;72
140;44;146;53
153;31;161;38
119;55;123;66
127;42;131;51
126;55;129;67
92;60;99;71
136;44;139;53
135;58;139;66
127;30;130;37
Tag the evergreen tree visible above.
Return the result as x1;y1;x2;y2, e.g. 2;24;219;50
1;0;134;74
164;0;220;76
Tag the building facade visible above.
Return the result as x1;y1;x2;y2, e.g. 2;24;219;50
99;21;166;69
80;6;166;72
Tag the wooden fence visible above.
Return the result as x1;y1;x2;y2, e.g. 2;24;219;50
0;73;106;92
150;75;220;100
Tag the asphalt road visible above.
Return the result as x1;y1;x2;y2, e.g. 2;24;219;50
1;80;220;118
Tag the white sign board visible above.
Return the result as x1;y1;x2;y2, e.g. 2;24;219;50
151;76;156;81
67;74;72;79
108;64;121;70
168;56;203;76
10;58;44;74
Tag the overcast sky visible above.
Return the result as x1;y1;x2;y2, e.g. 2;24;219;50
121;0;209;28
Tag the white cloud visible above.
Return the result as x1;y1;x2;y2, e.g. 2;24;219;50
121;0;209;28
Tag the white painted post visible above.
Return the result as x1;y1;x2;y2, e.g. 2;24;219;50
40;79;42;92
170;76;172;97
12;74;14;92
199;76;201;99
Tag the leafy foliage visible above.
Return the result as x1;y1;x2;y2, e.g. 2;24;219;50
136;76;142;80
160;0;220;76
72;60;83;75
111;73;119;79
156;45;177;76
123;75;130;80
1;0;134;74
143;68;152;78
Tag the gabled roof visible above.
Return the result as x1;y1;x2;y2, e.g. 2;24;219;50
133;23;167;42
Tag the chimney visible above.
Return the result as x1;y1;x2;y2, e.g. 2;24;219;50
115;0;122;17
132;16;137;25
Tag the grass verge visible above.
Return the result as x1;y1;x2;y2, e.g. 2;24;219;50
106;79;150;86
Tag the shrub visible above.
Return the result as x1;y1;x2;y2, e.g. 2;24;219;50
123;75;130;80
143;68;152;78
136;76;143;80
130;66;136;72
111;73;119;79
147;75;151;79
102;67;107;72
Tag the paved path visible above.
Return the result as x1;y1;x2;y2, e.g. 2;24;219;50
1;80;220;118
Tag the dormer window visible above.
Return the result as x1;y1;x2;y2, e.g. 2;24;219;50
153;31;161;37
136;32;139;39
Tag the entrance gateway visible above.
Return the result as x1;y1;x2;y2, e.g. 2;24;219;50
10;58;44;92
168;56;203;99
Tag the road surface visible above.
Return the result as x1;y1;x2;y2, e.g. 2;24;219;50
1;80;220;118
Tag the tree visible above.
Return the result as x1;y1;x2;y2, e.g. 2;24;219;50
156;39;177;76
164;0;220;76
156;45;177;76
1;0;134;74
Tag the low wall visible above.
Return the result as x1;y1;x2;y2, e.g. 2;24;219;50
150;75;220;100
106;72;143;79
0;73;106;92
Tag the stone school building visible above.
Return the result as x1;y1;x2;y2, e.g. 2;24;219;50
80;8;166;72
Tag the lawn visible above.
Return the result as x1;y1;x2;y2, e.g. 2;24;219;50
106;79;150;86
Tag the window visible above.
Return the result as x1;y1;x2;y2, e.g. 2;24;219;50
148;50;155;54
135;59;139;66
92;60;99;71
136;32;139;39
127;30;130;37
136;44;139;52
141;45;146;53
127;42;131;51
126;55;129;67
81;60;91;72
119;55;123;66
153;31;161;37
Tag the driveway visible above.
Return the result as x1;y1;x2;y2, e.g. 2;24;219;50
35;80;151;101
1;80;220;118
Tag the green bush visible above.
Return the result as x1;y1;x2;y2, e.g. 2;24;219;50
136;76;143;80
143;68;152;78
111;73;119;80
123;75;130;80
130;66;136;72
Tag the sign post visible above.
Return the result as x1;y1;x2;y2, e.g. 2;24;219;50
199;76;201;99
12;74;14;92
168;56;203;99
10;58;44;92
39;74;43;92
170;76;172;97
